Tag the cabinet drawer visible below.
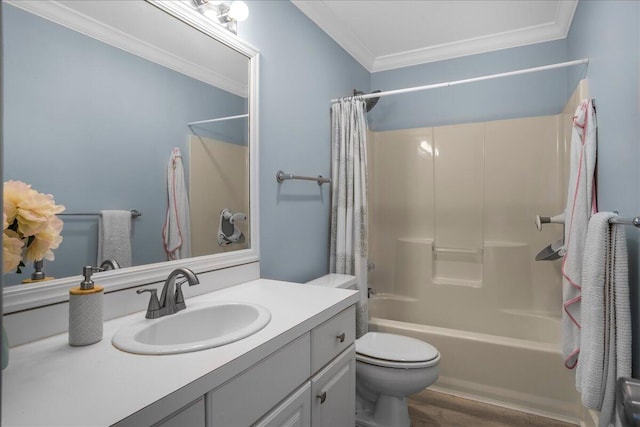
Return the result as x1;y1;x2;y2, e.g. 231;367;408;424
208;333;311;427
311;305;355;373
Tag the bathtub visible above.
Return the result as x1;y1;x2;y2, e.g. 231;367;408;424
367;238;584;422
368;306;582;424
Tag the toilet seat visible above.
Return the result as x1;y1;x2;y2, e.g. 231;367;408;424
356;352;440;369
356;332;440;369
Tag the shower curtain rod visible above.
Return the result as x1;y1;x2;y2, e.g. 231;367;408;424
331;58;589;103
187;113;248;126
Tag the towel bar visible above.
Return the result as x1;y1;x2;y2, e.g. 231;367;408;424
58;209;141;218
609;216;640;227
276;170;331;186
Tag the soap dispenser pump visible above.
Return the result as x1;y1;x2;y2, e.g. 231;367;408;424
68;266;104;346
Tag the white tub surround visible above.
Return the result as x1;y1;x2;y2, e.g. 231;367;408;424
3;279;359;426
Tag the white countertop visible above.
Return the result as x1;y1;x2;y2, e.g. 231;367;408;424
2;279;359;426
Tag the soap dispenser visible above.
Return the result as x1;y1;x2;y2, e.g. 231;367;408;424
68;266;104;346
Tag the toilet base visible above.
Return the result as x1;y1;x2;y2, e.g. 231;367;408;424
356;395;410;427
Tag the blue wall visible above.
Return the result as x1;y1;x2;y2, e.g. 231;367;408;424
567;0;640;376
239;1;370;282
3;5;247;283
369;39;570;131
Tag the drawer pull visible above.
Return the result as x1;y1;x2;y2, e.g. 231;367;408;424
336;333;346;343
317;391;327;404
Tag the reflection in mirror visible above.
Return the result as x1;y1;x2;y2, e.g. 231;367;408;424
2;1;251;286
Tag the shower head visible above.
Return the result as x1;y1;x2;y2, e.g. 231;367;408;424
353;89;381;112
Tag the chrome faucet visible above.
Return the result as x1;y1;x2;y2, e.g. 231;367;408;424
137;268;200;319
99;258;121;270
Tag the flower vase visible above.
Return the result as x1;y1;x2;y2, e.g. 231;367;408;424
21;260;54;284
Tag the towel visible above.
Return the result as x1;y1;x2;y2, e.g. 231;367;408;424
162;147;191;260
561;99;597;369
577;213;631;427
97;210;132;268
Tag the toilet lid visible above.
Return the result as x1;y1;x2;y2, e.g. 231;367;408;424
356;332;439;363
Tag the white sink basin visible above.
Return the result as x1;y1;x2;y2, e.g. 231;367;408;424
112;301;271;355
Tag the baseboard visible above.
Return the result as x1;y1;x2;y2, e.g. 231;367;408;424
431;376;581;425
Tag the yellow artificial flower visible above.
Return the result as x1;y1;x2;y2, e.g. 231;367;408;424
2;180;65;273
4;181;64;237
3;230;25;273
24;216;64;262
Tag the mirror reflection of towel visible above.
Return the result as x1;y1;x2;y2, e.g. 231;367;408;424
163;147;191;260
97;210;132;267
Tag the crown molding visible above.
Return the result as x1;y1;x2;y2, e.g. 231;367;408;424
373;21;574;72
293;0;578;73
5;0;249;97
291;0;375;72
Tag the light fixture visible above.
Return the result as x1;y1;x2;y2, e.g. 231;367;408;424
191;0;249;35
228;1;249;22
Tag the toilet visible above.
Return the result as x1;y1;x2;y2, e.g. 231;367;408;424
306;274;441;427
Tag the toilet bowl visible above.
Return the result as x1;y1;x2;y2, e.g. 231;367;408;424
306;274;441;427
355;332;440;427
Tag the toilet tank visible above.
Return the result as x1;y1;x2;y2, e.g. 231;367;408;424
306;274;357;290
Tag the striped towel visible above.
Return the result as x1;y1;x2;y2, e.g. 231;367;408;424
577;212;631;427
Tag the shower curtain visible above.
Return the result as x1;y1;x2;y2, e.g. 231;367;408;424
330;98;369;338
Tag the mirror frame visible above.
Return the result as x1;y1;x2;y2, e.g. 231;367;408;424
3;0;260;314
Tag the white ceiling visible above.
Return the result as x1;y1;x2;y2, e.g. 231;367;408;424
292;0;578;73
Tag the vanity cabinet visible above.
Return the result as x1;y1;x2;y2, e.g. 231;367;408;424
310;346;356;427
3;280;360;427
207;334;311;426
253;345;355;427
207;305;356;427
253;383;311;427
155;397;206;427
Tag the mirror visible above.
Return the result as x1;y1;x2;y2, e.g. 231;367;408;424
2;1;259;309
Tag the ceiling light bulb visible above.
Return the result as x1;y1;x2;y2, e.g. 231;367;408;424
228;1;249;22
202;4;220;20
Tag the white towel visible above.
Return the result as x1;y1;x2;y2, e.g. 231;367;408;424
578;213;631;427
97;210;132;268
561;99;597;369
162;147;191;260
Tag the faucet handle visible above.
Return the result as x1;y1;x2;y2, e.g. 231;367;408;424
174;279;188;312
137;288;161;319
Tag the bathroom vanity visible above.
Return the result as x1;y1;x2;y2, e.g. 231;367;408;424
2;279;358;426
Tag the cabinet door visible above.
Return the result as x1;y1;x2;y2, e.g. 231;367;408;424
253;383;311;427
154;397;205;427
311;345;355;427
207;333;311;427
